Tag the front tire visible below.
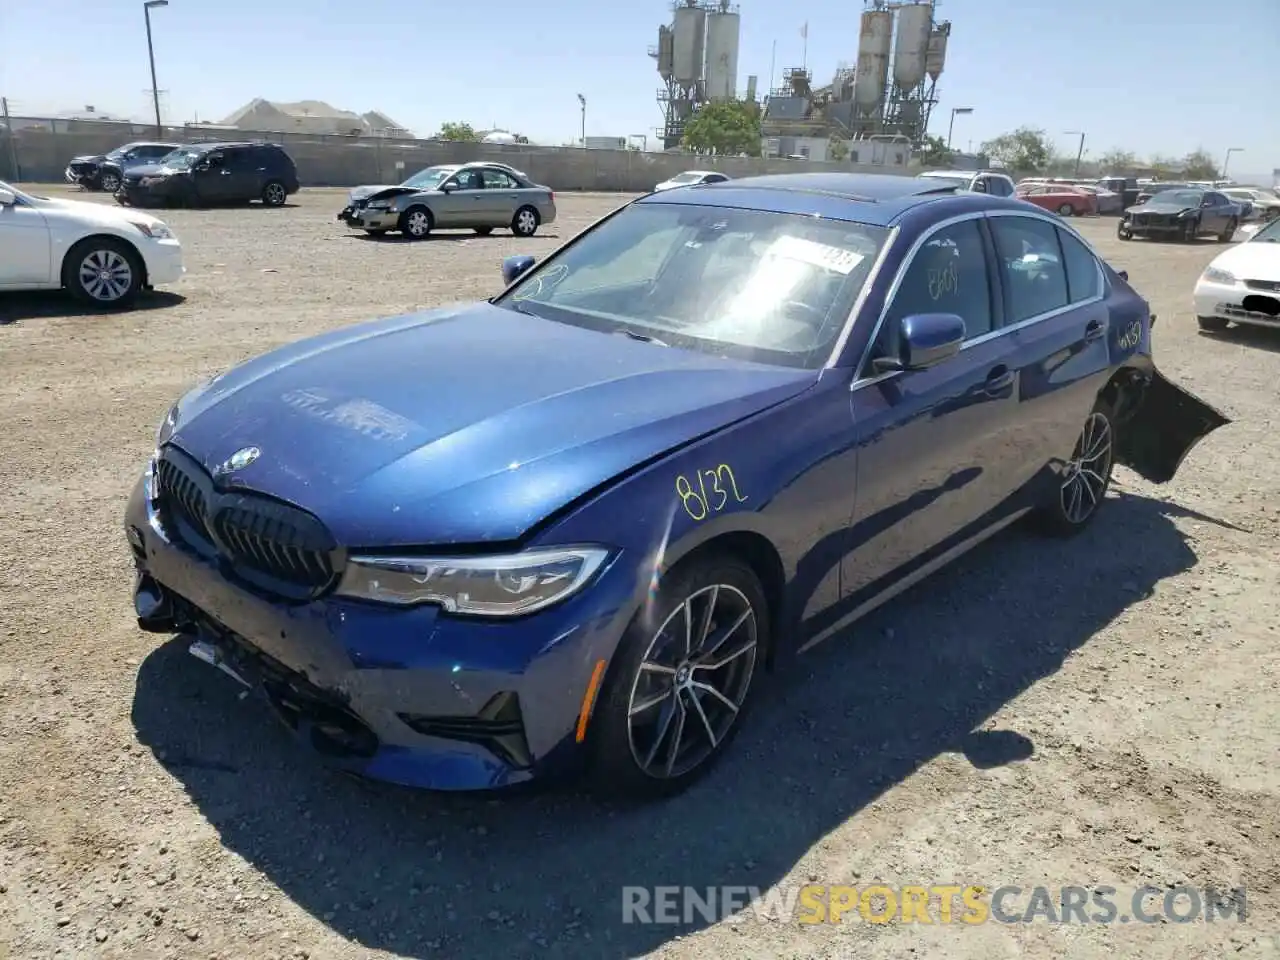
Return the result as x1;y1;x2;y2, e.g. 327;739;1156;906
512;205;540;237
399;206;433;239
1057;203;1074;216
1182;218;1200;242
1033;400;1115;537
99;171;121;193
1117;221;1133;241
1197;315;1229;332
588;553;767;799
1218;218;1238;242
62;237;144;308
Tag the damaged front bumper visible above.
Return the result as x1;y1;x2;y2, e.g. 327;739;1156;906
1113;362;1231;484
124;474;628;791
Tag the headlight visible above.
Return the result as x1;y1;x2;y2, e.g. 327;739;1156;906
1177;209;1197;218
140;176;163;186
367;200;394;210
131;221;174;240
1202;267;1237;284
156;402;179;447
336;546;611;617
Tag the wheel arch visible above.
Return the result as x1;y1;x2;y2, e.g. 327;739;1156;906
61;232;149;288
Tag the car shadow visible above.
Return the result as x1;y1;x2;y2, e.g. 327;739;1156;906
130;489;1207;957
0;290;186;324
1199;323;1280;354
349;232;560;243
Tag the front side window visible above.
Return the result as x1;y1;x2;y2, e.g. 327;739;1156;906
481;170;518;189
448;169;483;190
990;217;1069;322
870;219;994;366
497;203;888;369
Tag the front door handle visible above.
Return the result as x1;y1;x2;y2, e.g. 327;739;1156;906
220;170;231;176
984;366;1014;394
1084;319;1105;342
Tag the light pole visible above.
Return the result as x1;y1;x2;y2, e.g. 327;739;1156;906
577;93;586;147
1223;147;1243;179
143;0;168;137
1064;130;1086;177
946;107;973;151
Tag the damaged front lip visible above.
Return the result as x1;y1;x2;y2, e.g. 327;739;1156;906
1115;366;1231;484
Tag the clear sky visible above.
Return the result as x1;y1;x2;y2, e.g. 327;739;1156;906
2;0;1275;178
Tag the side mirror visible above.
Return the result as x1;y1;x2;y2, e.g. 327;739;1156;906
1117;269;1129;282
441;182;456;193
502;255;537;286
0;187;14;206
874;313;966;372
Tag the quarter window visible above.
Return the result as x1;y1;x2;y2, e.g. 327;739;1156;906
1056;228;1101;303
990;217;1069;323
870;219;994;365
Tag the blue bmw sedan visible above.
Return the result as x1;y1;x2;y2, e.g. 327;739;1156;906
125;173;1229;798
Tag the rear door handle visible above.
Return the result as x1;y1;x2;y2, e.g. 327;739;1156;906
984;366;1014;394
1084;319;1105;342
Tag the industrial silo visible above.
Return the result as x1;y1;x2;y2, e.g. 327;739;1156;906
672;4;708;84
892;2;933;90
704;7;741;101
656;25;675;78
925;23;949;82
745;74;758;103
853;7;892;116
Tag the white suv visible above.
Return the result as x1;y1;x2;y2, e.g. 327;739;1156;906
917;169;1018;197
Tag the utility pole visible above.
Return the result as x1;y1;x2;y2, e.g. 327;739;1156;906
143;0;169;137
1064;130;1086;177
1222;147;1243;179
577;93;586;147
947;107;973;150
1;97;20;180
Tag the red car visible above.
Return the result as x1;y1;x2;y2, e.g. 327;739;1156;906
1016;183;1097;217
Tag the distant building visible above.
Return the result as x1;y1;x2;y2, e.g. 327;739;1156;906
218;99;413;138
584;136;627;150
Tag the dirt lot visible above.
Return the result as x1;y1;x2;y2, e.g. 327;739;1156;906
1;187;1277;960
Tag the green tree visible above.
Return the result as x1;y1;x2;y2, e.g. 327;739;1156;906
828;136;849;162
917;135;954;168
1147;154;1180;178
437;121;479;142
1181;148;1219;180
681;101;762;157
1096;148;1138;173
979;127;1053;173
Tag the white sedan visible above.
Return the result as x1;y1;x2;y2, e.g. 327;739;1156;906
653;170;731;192
1193;216;1280;331
0;180;184;307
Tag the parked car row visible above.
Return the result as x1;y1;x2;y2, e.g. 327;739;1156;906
66;139;301;209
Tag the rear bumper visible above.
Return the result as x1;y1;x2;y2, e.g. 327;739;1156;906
123;473;631;791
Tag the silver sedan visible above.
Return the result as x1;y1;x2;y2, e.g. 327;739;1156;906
338;162;557;239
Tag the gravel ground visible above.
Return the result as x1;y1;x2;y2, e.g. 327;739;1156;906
0;187;1277;960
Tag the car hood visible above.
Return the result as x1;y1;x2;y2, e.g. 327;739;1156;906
349;184;419;203
125;163;175;178
29;194;171;230
1208;240;1280;281
70;153;108;164
1126;200;1195;215
166;302;817;546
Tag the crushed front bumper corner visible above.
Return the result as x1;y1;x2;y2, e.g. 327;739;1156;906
1114;367;1231;484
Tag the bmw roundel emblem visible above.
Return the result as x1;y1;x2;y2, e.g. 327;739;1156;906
216;446;261;476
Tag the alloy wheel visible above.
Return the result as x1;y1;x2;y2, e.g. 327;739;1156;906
100;173;121;192
1060;412;1113;525
78;249;133;302
264;182;286;205
625;583;758;780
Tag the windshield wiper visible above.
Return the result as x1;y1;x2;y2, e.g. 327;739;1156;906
616;328;668;346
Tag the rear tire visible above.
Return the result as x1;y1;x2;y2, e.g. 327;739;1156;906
1057;203;1074;216
1032;398;1115;538
399;206;433;239
588;553;766;800
473;226;493;236
62;237;144;308
261;180;288;207
1197;316;1229;332
512;205;540;237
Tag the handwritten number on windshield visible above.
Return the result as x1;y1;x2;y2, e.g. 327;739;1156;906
677;464;748;521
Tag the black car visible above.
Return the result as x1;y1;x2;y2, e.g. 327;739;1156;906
1118;188;1240;242
116;141;300;208
64;141;180;192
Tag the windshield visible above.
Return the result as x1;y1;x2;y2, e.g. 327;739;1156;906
162;149;202;171
669;173;706;184
918;174;968;188
1251;218;1280;242
496;203;888;369
1150;190;1203;205
105;146;131;160
402;166;454;189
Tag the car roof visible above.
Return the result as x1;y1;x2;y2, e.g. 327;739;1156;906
918;169;1012;180
636;172;1021;227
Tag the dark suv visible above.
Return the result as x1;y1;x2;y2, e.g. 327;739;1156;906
116;141;300;208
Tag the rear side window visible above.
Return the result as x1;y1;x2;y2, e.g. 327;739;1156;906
1057;229;1101;303
990;217;1069;322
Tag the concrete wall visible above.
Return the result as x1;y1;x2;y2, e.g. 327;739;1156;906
0;117;915;192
